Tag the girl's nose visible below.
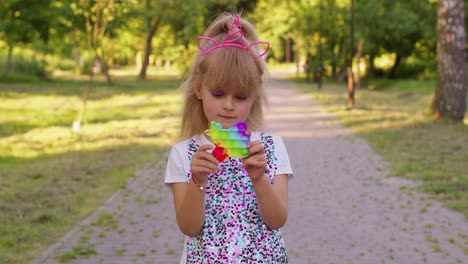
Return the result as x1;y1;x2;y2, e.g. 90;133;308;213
223;96;234;110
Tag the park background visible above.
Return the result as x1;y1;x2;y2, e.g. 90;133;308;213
0;0;467;263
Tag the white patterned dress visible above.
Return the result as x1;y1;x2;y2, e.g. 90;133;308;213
165;132;293;263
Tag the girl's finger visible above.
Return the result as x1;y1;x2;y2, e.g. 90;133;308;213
244;159;266;168
193;166;217;174
248;144;266;158
248;140;261;148
192;159;219;172
194;152;220;167
196;144;220;164
198;144;214;152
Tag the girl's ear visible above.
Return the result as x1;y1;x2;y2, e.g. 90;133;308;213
194;88;201;99
194;81;203;99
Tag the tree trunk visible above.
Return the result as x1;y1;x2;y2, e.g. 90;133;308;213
139;17;160;80
367;53;376;77
347;68;355;108
355;39;364;89
347;0;355;108
295;35;300;79
2;45;13;76
432;0;466;122
182;44;192;74
96;54;113;85
285;32;291;63
317;0;323;89
335;36;346;82
337;64;347;82
139;33;152;80
73;72;93;133
388;53;402;79
331;36;344;80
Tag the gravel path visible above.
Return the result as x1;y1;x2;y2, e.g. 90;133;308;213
33;71;468;264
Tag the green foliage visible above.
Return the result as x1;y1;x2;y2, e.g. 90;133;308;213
357;1;436;58
0;0;443;79
0;51;48;78
0;46;78;79
251;0;439;78
252;0;298;62
354;0;437;78
0;0;53;46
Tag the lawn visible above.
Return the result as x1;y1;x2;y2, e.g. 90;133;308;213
294;76;468;218
0;70;182;263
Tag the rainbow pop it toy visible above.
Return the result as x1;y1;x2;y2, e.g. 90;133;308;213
205;121;251;162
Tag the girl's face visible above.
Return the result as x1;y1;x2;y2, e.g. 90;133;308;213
196;85;255;129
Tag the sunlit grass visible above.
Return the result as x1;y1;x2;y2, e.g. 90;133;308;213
268;62;296;70
0;73;183;263
295;77;468;218
52;66;182;80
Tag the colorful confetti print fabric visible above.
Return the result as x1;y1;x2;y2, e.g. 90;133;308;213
185;133;288;263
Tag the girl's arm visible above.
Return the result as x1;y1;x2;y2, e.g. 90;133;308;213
243;140;289;230
251;174;288;230
171;181;206;237
171;144;219;237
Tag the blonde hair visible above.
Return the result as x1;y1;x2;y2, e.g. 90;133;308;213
179;12;269;140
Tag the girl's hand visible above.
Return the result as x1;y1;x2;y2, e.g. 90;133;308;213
243;140;267;183
191;144;219;185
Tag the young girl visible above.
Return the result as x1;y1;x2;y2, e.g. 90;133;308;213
165;13;293;263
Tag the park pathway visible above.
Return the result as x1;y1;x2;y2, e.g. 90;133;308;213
33;70;467;264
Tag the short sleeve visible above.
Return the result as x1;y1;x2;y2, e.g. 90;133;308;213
273;135;293;179
164;143;190;186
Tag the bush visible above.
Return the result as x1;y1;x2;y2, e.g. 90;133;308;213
46;55;76;72
395;60;437;79
0;50;79;80
370;59;437;80
0;53;50;79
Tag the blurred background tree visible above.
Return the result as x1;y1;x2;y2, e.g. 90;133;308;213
0;0;466;120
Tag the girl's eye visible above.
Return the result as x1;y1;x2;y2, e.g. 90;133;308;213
211;90;224;97
236;94;248;101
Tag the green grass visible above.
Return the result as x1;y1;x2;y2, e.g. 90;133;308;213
294;76;468;218
0;70;182;263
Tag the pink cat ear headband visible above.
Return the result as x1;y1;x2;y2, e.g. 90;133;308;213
198;15;270;57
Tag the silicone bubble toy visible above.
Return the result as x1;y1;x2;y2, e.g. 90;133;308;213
205;121;251;162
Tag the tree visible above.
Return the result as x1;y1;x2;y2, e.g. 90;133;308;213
0;0;52;76
317;0;323;89
355;0;436;78
138;0;171;80
60;0;135;131
82;0;115;84
431;0;466;122
347;0;355;108
253;0;297;63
